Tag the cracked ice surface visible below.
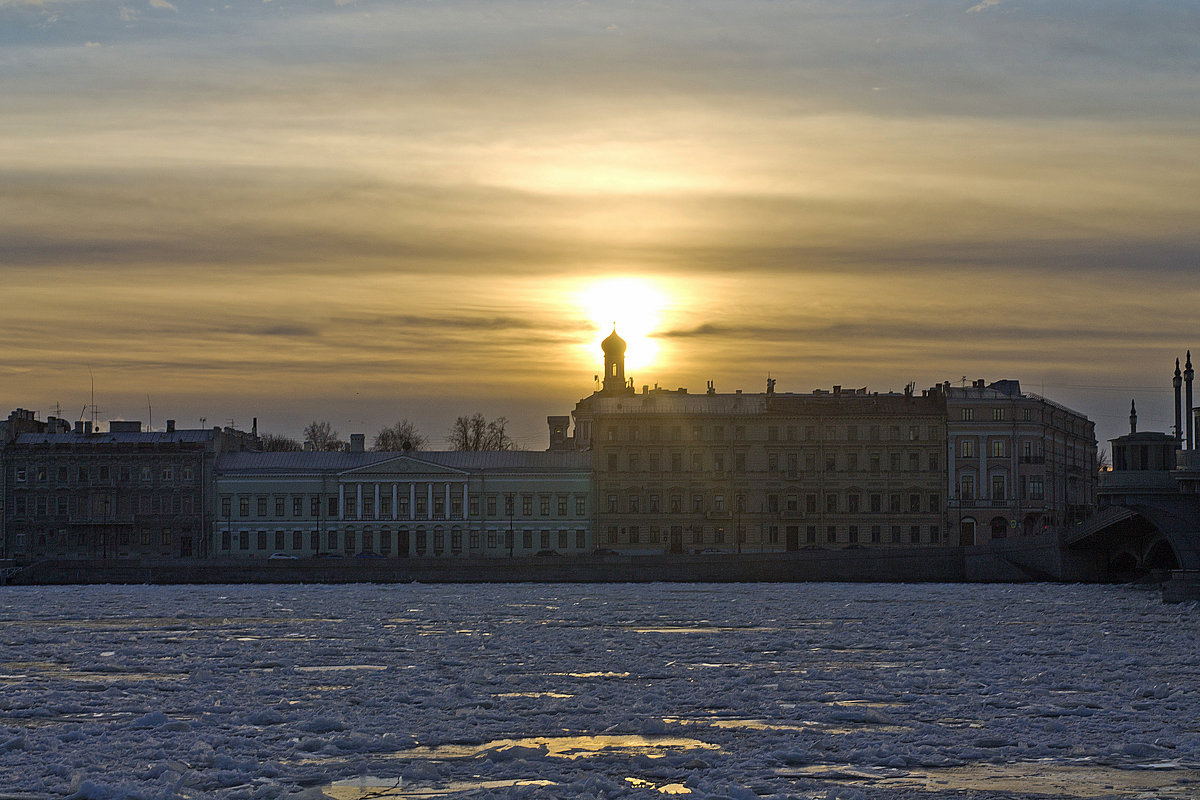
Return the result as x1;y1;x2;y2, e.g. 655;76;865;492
0;582;1197;799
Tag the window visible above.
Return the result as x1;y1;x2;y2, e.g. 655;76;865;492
713;495;724;512
991;475;1006;501
768;426;779;441
257;497;267;517
607;453;618;471
293;497;303;516
848;525;858;543
928;453;939;471
871;525;881;543
806;526;817;543
649;494;661;512
768;494;779;513
961;474;976;500
670;495;682;513
488;496;498;516
890;494;901;513
910;525;921;544
929;525;940;543
990;439;1007;458
365;496;375;518
161;467;174;481
628;526;639;544
383;496;393;516
239;497;250;517
826;526;837;543
891;525;901;543
433;496;445;517
993;408;1004;421
540;496;550;516
293;531;303;549
274;531;285;550
576;530;586;549
847;493;860;513
345;497;356;518
806;494;817;513
826;494;837;513
523;530;533;549
929;494;940;513
311;497;321;517
522;496;532;516
628;495;640;513
328;497;338;516
961;439;975;458
870;494;882;513
275;497;285;516
256;530;267;550
221;497;232;518
558;497;567;516
692;494;704;512
240;531;250;550
1030;477;1044;500
608;494;618;513
558;530;567;549
576;497;586;515
909;494;921;512
628;454;639;472
961;408;974;421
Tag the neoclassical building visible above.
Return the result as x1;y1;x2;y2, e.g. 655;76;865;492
214;448;592;558
555;329;1098;552
559;329;948;553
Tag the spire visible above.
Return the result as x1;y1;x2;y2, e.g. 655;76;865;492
1130;399;1138;434
1174;357;1183;446
1187;350;1195;450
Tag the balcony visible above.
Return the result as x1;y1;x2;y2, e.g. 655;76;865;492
1019;455;1045;464
706;510;732;521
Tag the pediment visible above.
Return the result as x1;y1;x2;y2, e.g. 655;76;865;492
340;456;468;478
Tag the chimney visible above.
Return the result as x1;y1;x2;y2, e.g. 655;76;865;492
350;433;365;453
1130;399;1138;434
84;421;93;435
1174;358;1183;446
1187;351;1195;450
252;417;258;438
166;419;176;433
74;420;84;434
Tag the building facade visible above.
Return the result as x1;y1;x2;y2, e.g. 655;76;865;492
565;330;949;553
2;420;258;561
946;379;1096;544
214;449;593;558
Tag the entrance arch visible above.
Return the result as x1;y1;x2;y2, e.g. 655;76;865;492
960;517;976;546
990;516;1008;540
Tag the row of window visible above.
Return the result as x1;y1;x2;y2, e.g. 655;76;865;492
959;407;1035;422
8;492;195;517
218;527;588;554
13;527;187;549
603;523;942;546
605;423;942;444
13;464;194;484
604;491;942;515
220;492;589;521
604;450;941;474
959;474;1045;501
957;438;1049;459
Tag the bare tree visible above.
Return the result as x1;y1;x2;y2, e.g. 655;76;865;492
303;420;345;452
372;419;428;452
447;413;515;451
260;433;302;452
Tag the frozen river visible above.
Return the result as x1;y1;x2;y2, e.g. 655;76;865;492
0;583;1197;800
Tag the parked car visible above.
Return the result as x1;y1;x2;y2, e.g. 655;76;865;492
591;548;620;557
267;552;298;560
534;549;562;557
356;551;385;559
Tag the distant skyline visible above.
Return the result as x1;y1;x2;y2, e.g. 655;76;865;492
3;0;1197;449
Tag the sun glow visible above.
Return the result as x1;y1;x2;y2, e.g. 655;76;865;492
578;277;667;375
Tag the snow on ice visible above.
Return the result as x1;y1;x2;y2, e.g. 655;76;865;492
0;582;1196;799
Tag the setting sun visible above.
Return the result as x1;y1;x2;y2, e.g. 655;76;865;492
577;276;667;376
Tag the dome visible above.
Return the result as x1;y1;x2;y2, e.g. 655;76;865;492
602;327;627;356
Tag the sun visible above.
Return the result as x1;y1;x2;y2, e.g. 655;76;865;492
577;276;667;375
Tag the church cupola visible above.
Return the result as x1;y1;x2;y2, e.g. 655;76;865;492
601;326;628;394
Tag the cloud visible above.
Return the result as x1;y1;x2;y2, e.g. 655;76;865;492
148;0;175;10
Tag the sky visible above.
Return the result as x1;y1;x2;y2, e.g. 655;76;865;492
2;0;1198;449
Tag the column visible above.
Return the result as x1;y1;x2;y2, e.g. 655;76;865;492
374;484;381;520
356;483;363;521
409;484;416;520
338;484;345;521
392;484;398;520
444;484;451;520
427;483;434;520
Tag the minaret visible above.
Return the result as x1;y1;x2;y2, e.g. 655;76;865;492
601;326;628;394
1187;351;1195;450
1174;358;1183;447
1129;399;1137;434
